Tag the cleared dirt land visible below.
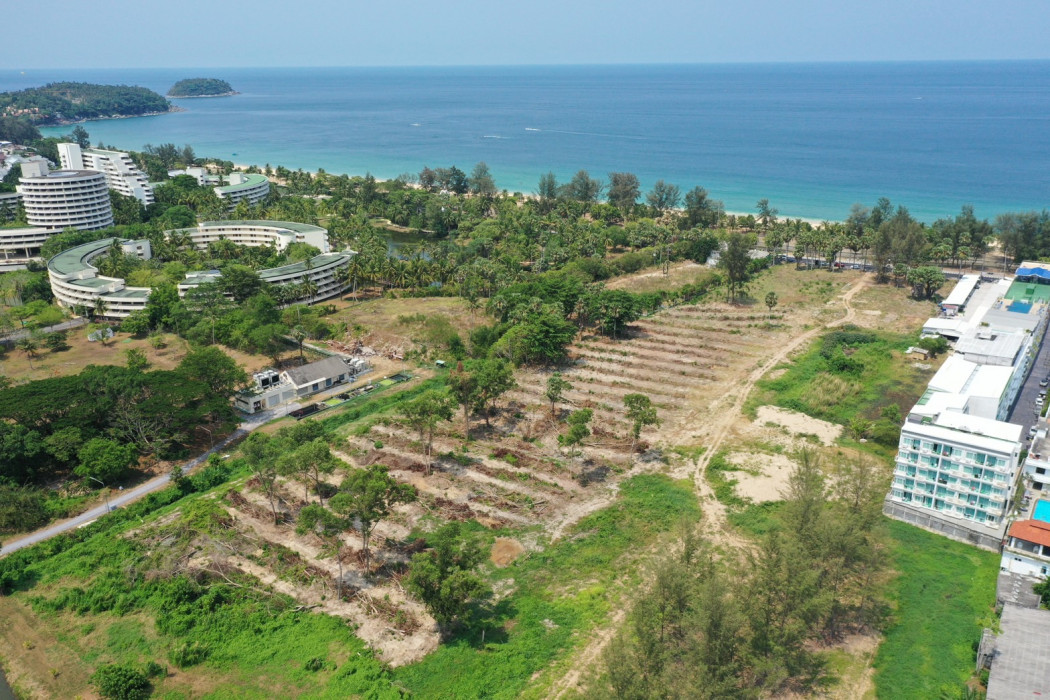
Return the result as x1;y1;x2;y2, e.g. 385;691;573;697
1;266;934;698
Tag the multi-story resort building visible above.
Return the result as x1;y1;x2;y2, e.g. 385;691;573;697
48;238;153;318
57;143;154;204
885;273;1049;550
214;173;270;208
16;160;114;231
167;220;330;253
48;223;354;318
164;169;271;209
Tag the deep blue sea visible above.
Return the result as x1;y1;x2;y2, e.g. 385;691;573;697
3;63;1049;222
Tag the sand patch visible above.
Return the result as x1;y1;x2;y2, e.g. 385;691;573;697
862;310;883;316
755;405;841;446
724;451;797;503
491;538;525;567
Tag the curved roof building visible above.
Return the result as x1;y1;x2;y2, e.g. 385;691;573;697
166;220;330;253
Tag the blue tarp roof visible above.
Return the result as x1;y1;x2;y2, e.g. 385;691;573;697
1015;267;1050;279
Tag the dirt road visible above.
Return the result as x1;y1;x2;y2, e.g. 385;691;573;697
546;276;869;698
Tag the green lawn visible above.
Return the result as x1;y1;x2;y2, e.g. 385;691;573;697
873;520;999;699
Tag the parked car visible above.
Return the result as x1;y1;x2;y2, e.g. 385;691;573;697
1040;378;1048;388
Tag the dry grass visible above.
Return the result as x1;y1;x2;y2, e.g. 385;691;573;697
605;261;716;294
3;330;273;384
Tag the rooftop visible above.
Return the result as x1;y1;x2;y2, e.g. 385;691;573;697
942;274;981;307
1009;520;1050;549
47;238;120;277
955;330;1025;364
282;356;349;387
215;173;269;193
192;220;326;235
259;252;354;280
986;604;1050;698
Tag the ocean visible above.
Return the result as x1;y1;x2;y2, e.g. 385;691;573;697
3;62;1049;222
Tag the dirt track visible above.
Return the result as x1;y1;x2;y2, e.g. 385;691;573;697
546;276;869;698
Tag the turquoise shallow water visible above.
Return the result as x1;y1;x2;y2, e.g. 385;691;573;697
3;62;1049;221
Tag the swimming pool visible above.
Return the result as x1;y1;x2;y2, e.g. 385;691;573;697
1009;300;1033;313
1035;499;1050;523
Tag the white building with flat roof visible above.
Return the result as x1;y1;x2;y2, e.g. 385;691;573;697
886;273;1047;549
941;274;981;315
58;143;154;205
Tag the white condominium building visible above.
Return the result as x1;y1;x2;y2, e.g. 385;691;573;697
58;143;154;204
17;160;114;231
891;412;1021;531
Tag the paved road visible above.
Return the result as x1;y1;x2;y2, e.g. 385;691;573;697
0;402;301;556
0;317;87;344
1008;316;1050;440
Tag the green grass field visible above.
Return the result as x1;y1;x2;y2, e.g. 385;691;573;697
873;520;999;699
747;329;933;428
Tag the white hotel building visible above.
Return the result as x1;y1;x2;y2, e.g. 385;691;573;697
49;222;355;318
58;143;154;205
17;160;113;231
885;275;1047;550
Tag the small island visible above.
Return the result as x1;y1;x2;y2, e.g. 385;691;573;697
167;78;238;98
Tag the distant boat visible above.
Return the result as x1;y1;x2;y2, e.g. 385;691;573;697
232;152;237;156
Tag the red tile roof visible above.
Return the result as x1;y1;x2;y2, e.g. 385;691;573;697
1010;519;1050;548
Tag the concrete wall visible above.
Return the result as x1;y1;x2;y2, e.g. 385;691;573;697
883;498;1005;551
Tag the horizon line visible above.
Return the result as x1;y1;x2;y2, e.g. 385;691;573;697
9;58;1050;72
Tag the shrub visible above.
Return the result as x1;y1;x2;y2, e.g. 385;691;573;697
90;663;151;700
168;640;209;668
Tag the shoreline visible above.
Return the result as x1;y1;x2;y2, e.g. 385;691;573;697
168;91;240;99
41;106;184;127
229;161;835;226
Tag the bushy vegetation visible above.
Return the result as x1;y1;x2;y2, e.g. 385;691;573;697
873;520;999;699
601;452;888;697
0;346;243;532
749;326;930;446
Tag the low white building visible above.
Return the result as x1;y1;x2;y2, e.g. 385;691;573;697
940;274;981;316
58;143;154;204
1001;519;1050;578
234;358;368;413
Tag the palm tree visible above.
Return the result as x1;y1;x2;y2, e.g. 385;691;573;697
292;326;308;365
92;296;109;320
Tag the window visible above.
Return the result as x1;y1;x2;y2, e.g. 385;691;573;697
1037;467;1046;476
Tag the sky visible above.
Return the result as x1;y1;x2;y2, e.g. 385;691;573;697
7;0;1050;68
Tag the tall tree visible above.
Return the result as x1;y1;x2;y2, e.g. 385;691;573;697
607;172;641;213
718;232;756;302
401;390;454;475
646;180;681;214
545;372;573;418
469;161;497;197
337;465;416;572
756;198;779;230
623;393;660;453
405;522;491;634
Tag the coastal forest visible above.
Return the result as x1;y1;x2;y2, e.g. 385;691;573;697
0;132;1027;698
0;82;170;125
